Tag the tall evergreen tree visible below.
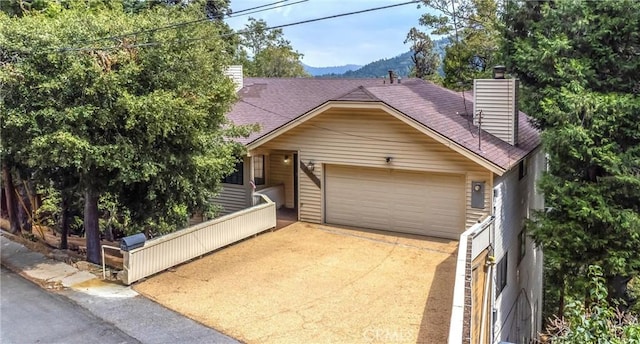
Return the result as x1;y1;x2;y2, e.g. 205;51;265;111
416;0;500;89
503;0;640;317
404;27;440;80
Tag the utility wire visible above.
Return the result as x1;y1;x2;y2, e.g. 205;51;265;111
243;0;421;32
60;0;421;52
74;0;297;46
233;0;307;19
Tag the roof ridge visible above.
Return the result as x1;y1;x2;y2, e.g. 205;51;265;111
229;77;540;170
332;85;381;102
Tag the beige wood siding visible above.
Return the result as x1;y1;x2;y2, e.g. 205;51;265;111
473;79;519;145
213;157;251;215
214;184;247;215
467;171;493;229
268;153;295;208
325;165;465;238
257;107;492;230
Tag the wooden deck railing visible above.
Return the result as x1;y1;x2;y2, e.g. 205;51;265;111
121;194;276;285
448;216;495;344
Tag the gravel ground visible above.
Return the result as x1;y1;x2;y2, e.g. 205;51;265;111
134;222;458;344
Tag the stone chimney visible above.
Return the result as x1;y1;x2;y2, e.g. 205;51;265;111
225;65;244;92
473;67;519;145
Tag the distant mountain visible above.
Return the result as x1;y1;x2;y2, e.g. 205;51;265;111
303;64;362;76
339;51;414;78
315;37;450;79
433;37;449;57
314;51;413;79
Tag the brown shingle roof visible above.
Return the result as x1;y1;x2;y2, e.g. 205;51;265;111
228;77;540;171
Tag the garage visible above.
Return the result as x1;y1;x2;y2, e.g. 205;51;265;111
325;165;465;239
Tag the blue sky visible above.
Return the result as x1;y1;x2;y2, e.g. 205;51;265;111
225;0;431;67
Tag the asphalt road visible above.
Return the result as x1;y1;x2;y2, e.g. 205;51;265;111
0;267;139;344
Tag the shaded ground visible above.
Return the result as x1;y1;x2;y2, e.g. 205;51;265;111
0;219;122;269
1;267;138;344
0;236;238;344
134;222;458;344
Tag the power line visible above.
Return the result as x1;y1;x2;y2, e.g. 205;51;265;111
74;0;299;47
233;0;307;19
231;0;292;15
245;0;421;33
60;0;421;52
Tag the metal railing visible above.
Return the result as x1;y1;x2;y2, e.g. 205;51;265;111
121;194;277;285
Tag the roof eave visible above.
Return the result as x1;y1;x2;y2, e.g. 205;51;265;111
246;100;508;176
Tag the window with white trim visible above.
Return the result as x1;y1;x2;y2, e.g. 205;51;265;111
496;253;508;295
223;161;243;185
253;155;265;186
519;158;528;180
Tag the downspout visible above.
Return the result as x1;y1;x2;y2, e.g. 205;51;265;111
488;185;498;344
490;214;497;344
480;253;495;344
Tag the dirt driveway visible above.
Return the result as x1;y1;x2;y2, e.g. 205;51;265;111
134;222;458;344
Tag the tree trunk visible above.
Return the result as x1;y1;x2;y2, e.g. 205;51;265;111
60;194;69;250
2;164;20;234
558;279;566;318
18;181;32;232
608;275;632;310
84;189;101;264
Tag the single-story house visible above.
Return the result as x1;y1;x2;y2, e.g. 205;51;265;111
214;66;545;344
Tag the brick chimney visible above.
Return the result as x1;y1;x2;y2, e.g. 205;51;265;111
473;67;519;145
225;65;244;92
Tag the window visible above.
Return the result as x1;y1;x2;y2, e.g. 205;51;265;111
496;253;508;295
253;155;265;186
518;158;528;180
518;230;526;264
223;161;243;185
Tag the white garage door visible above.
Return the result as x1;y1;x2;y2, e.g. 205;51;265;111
325;165;465;239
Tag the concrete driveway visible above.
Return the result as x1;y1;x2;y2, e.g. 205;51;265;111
134;222;458;344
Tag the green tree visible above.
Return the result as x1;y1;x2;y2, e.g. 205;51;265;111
0;0;47;17
121;0;230;19
236;17;308;77
503;0;640;317
541;266;640;343
404;27;440;80
416;0;500;89
1;0;250;263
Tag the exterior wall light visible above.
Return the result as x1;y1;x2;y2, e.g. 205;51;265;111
385;157;392;163
284;155;289;164
308;161;315;171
